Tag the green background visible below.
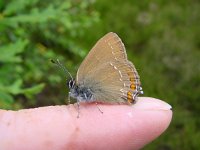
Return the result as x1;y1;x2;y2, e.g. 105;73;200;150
0;0;199;149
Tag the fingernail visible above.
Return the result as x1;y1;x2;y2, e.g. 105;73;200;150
133;97;172;110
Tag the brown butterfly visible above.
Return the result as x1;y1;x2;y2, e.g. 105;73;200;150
52;32;143;117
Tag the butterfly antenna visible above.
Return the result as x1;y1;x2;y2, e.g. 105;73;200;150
51;59;73;80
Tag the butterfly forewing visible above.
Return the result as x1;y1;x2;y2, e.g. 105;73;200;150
76;32;127;81
76;32;141;103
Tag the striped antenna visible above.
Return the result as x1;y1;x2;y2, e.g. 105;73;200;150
51;59;73;80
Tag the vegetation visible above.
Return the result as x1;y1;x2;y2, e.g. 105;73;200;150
0;0;199;149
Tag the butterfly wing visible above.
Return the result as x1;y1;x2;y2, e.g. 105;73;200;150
76;32;142;104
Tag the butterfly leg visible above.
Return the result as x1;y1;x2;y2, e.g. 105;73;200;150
96;102;103;114
76;101;80;118
68;92;71;105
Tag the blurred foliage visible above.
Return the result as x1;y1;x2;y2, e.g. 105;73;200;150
0;0;200;149
0;0;99;108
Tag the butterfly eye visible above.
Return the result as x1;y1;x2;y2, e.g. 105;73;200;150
68;80;75;89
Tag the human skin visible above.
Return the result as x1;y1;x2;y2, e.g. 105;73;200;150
0;97;172;150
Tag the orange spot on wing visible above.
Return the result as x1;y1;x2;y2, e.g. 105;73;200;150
130;84;136;90
127;91;134;103
127;91;132;96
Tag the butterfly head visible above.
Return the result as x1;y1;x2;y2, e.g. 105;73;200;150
68;79;75;89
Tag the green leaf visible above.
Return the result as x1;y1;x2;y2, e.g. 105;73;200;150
0;39;28;62
0;91;14;109
7;5;59;24
22;83;45;99
3;0;39;15
0;79;23;94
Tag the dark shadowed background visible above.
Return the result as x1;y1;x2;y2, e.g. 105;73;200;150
0;0;199;149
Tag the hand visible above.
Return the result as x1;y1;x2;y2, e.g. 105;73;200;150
0;97;172;150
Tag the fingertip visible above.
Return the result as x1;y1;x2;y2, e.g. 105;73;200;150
134;97;172;111
123;97;173;149
69;99;172;149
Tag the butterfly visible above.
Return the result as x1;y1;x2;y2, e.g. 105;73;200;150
52;32;143;117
